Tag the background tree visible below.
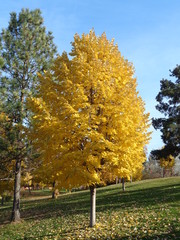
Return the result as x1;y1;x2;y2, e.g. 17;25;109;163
173;154;180;176
160;155;175;177
152;65;180;158
143;153;162;179
29;30;150;227
0;8;57;222
30;158;58;198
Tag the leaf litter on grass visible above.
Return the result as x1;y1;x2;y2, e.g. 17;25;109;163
0;177;180;239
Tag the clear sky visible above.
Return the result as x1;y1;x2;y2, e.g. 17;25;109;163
1;0;180;155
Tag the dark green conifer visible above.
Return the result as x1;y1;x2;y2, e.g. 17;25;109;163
152;65;180;158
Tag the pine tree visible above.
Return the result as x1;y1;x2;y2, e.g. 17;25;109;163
29;30;150;226
152;65;180;158
0;8;57;222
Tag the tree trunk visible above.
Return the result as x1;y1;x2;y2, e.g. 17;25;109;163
122;178;125;191
52;181;55;199
130;175;132;183
90;186;96;227
161;168;164;178
115;177;118;184
163;168;165;178
11;159;21;222
28;185;31;194
1;196;4;206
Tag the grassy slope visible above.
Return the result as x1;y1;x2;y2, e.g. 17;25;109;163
0;177;179;239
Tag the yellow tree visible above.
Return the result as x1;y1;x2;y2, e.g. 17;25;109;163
160;155;175;177
0;112;14;204
28;30;150;227
31;158;59;198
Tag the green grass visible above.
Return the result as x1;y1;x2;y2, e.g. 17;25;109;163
0;177;180;239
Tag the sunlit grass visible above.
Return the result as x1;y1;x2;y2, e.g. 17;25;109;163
0;177;180;239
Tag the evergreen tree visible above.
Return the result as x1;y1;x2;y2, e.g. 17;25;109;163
152;65;180;158
0;8;57;222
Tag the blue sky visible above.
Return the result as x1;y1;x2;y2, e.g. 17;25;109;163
1;0;180;155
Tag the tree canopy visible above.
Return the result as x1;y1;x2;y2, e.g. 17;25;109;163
152;65;180;158
29;30;150;189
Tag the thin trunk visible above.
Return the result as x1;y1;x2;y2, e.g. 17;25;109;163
122;177;125;191
161;168;164;178
11;89;24;222
1;196;4;206
89;85;96;227
11;159;21;222
130;175;132;183
28;185;31;194
115;177;118;184
52;181;55;199
90;186;96;227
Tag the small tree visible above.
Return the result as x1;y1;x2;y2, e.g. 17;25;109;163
29;30;150;227
160;155;175;177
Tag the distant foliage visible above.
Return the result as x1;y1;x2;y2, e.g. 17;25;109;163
173;154;180;176
143;155;162;179
143;153;179;179
160;155;175;169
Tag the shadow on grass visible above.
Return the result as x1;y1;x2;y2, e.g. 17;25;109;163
97;182;180;211
0;180;179;226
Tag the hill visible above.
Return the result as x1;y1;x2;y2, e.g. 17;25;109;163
0;177;180;239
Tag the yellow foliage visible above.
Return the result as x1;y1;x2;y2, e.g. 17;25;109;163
22;172;32;186
160;155;175;169
28;30;151;189
0;180;13;196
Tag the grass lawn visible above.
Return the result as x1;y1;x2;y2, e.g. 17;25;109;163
0;177;179;239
